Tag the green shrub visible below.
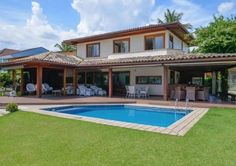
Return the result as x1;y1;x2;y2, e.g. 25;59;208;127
6;103;19;113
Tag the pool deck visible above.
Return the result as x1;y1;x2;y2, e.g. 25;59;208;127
0;96;235;108
19;104;208;136
1;96;233;136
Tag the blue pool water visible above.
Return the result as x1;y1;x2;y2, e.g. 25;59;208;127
46;105;191;127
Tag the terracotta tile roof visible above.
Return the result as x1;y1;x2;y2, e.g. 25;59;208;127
6;52;82;66
1;51;236;68
79;53;236;67
64;22;193;45
0;49;19;57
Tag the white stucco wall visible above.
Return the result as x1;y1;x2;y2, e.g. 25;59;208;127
76;31;168;59
110;66;164;96
130;34;145;52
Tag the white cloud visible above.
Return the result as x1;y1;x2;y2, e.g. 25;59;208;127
71;0;155;35
0;1;78;50
218;2;235;14
0;0;216;50
150;0;212;28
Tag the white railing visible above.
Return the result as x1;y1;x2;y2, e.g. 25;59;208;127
108;49;185;59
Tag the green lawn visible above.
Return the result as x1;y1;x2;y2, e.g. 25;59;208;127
0;108;236;166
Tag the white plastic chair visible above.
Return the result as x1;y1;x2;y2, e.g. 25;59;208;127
140;86;149;98
128;86;136;98
125;86;130;97
26;83;36;95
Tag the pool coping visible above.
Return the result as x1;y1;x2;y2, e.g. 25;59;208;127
19;104;209;136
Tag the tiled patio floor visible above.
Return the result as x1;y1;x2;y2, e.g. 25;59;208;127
0;96;235;108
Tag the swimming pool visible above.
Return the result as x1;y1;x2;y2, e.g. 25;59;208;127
45;105;191;127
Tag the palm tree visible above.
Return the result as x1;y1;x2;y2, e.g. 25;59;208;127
158;9;192;30
54;43;75;52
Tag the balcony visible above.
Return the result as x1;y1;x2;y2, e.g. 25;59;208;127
108;49;185;60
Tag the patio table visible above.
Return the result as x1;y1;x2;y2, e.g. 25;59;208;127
52;90;62;96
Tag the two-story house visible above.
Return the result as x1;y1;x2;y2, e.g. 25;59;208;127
1;22;235;101
64;22;193;97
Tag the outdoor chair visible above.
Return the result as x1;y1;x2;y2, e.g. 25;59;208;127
140;86;149;98
186;86;196;101
169;85;175;100
65;85;74;95
175;86;185;100
26;83;36;95
90;85;106;96
77;85;94;96
42;83;53;94
125;86;130;97
196;87;209;101
128;86;136;98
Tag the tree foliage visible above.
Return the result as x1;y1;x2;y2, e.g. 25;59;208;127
158;9;192;29
193;16;236;53
54;42;75;52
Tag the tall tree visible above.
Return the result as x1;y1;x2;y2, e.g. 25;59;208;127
193;15;236;53
158;9;192;29
54;43;75;52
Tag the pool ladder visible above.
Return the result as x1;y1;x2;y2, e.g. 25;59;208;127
175;98;189;110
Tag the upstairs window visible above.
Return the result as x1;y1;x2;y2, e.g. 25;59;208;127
113;38;130;53
86;43;100;57
169;35;174;49
145;34;165;50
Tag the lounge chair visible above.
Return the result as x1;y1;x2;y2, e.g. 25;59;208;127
77;85;94;96
90;85;107;96
26;83;36;95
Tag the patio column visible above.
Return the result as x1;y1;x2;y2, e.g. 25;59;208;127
73;69;78;95
212;71;216;95
36;66;42;97
163;66;168;101
63;68;67;96
20;68;24;96
12;70;16;89
108;68;113;97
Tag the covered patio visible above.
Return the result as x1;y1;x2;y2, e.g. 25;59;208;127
1;51;236;105
0;52;81;97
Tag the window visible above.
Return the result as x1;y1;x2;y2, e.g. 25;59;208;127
136;76;162;85
86;72;94;84
113;72;130;86
169;35;174;49
145;34;165;50
86;43;100;57
78;72;85;84
113;38;130;53
192;77;203;86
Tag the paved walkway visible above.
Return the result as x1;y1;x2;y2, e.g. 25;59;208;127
0;96;235;108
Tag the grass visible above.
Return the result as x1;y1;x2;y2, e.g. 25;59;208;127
0;108;236;166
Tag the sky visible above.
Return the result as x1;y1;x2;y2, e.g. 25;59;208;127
0;0;235;51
